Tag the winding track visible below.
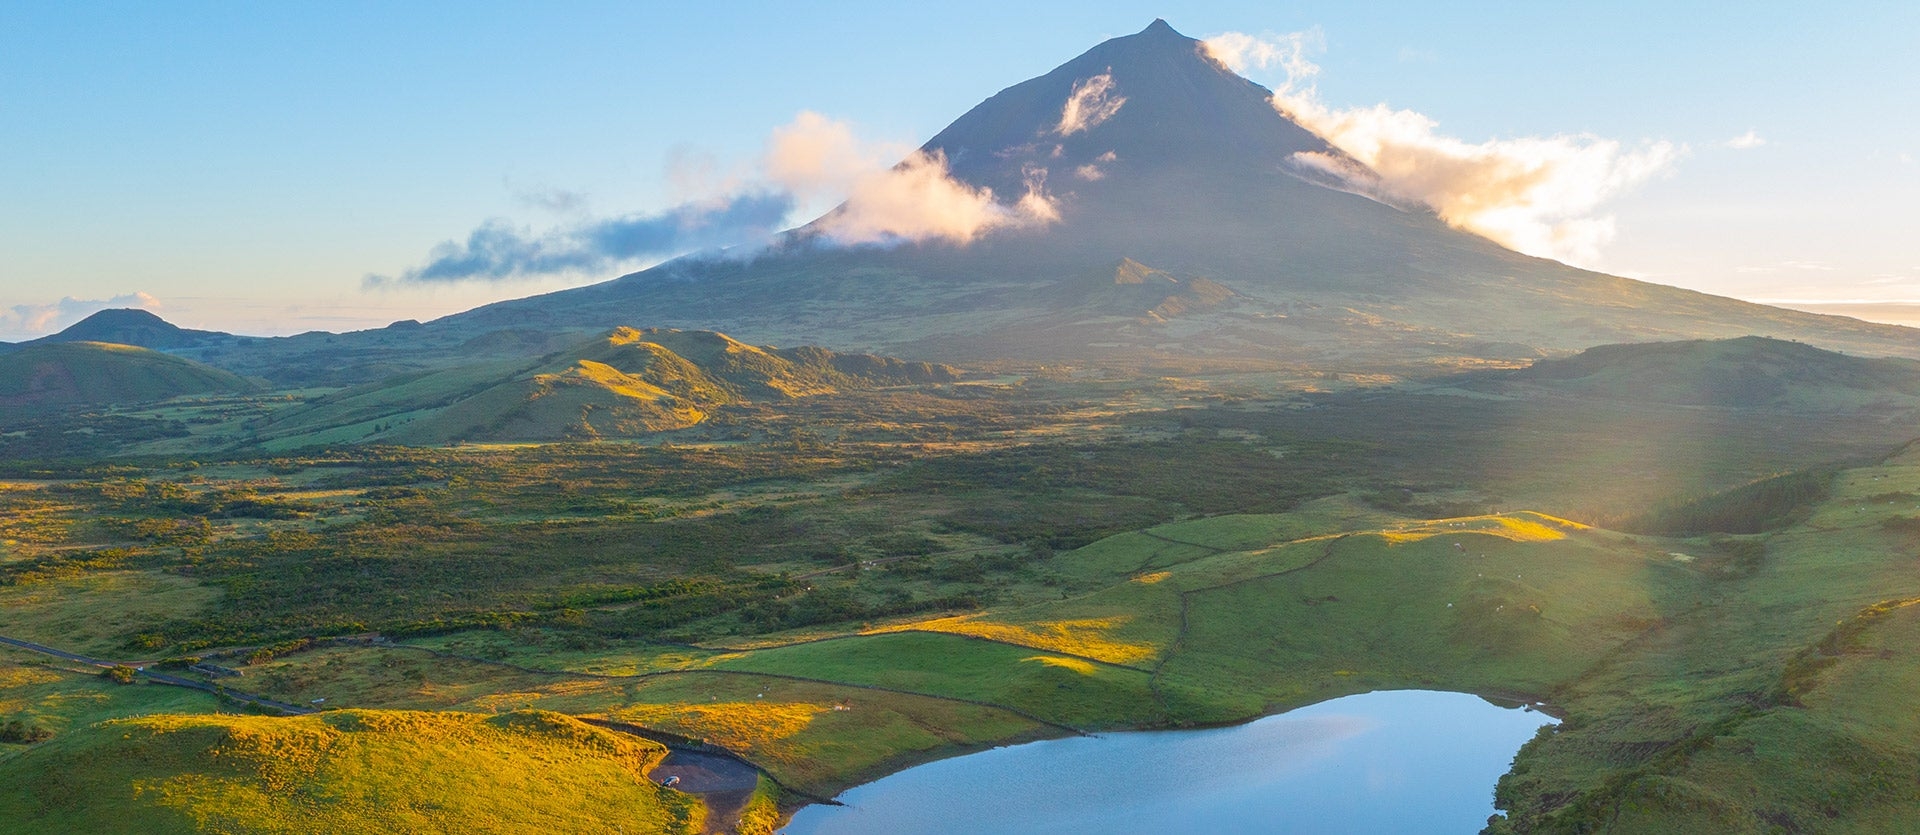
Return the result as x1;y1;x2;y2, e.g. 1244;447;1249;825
0;633;314;715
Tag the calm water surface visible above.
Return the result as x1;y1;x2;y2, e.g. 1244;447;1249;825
780;690;1554;835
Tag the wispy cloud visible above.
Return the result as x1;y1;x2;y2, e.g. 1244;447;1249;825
1056;72;1126;136
1;292;162;340
801;152;1055;244
1201;28;1324;79
509;183;591;214
768;110;1058;245
1725;130;1766;150
376;110;1061;285
1204;30;1683;267
1073;150;1119;182
367;193;794;286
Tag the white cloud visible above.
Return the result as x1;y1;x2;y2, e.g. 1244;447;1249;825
383;110;1065;283
766;111;1058;245
1202;28;1324;80
1726;130;1766;150
1056;73;1127;136
762;111;910;198
1205;30;1684;267
1074;150;1119;181
1;292;162;341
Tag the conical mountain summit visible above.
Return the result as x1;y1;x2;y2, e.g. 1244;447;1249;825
452;20;1917;367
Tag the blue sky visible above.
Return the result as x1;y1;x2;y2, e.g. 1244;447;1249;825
3;1;1917;339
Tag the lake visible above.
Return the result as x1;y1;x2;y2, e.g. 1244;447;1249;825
779;690;1555;834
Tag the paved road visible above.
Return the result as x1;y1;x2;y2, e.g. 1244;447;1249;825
0;633;314;715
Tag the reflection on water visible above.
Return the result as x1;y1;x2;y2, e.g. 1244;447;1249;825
780;690;1555;835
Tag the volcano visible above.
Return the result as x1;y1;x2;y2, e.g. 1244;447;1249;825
447;20;1915;367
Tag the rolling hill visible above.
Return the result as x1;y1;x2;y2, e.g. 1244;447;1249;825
0;709;706;835
0;342;258;412
250;327;955;446
6;309;230;352
1501;335;1920;410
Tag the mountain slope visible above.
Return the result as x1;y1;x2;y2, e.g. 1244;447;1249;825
445;20;1919;367
0;342;259;411
253;328;955;446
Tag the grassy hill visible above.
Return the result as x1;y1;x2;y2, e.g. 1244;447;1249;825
0;709;704;835
1505;335;1920;410
0;342;258;412
9;309;228;351
249;327;956;447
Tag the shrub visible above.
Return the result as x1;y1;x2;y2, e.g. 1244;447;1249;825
0;720;53;744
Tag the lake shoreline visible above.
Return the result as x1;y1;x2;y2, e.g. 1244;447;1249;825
775;689;1560;835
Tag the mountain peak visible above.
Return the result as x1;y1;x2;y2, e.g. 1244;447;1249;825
1140;18;1182;38
73;308;169;328
921;17;1334;202
454;21;1920;367
28;308;227;350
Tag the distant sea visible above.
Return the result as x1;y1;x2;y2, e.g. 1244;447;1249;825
1773;302;1920;329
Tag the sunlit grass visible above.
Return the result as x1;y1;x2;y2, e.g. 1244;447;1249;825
1021;655;1098;675
1378;511;1586;545
0;709;704;834
863;614;1158;664
610;700;826;748
0;571;221;656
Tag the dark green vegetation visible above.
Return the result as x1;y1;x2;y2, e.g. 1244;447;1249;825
2;308;226;352
249;327;956;447
0;342;257;414
1507;335;1920;410
6;333;1920;833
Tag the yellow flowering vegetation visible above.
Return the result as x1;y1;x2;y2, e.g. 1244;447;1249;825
1378;511;1588;545
607;700;826;752
0;709;703;835
865;614;1158;665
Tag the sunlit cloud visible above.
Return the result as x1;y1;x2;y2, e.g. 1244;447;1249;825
375;108;1064;285
770;111;1059;245
1074;150;1119;181
1204;30;1684;267
1725;130;1767;150
1201;28;1324;79
1056;72;1127;136
1;292;163;340
811;151;1045;244
763;111;911;198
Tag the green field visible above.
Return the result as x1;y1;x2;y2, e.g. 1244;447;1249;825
0;709;705;835
8;342;1920;832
